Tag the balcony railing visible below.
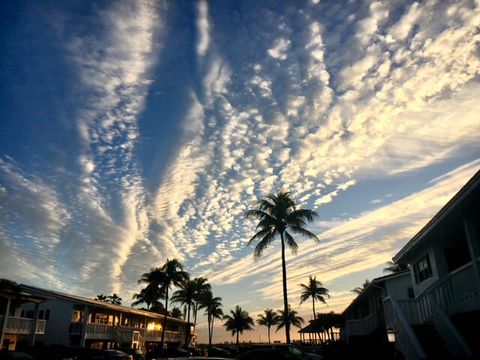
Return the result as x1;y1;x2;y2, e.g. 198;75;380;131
68;322;182;343
0;316;46;334
344;312;379;337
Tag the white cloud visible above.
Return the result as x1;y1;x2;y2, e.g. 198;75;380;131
196;1;210;57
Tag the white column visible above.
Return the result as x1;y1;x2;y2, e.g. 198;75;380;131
29;303;40;346
80;305;89;347
0;298;12;349
464;216;480;291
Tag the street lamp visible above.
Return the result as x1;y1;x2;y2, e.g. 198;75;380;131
387;327;396;343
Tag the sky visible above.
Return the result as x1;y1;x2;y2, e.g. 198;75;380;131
1;0;479;344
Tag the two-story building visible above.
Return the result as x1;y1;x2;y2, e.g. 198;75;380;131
15;284;193;353
340;169;480;360
0;280;48;350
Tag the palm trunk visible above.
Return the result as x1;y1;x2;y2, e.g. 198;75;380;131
185;303;191;347
312;298;316;321
267;325;271;343
207;313;212;347
280;232;290;343
236;331;239;345
160;285;169;351
209;317;214;346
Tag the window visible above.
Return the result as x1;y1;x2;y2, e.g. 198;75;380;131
414;254;433;284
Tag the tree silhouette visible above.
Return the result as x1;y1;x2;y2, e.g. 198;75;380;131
132;283;163;310
223;305;254;345
108;293;122;305
139;259;187;350
276;306;304;332
383;261;408;273
256;309;280;343
171;277;196;346
245;190;318;343
351;279;371;295
170;307;183;319
199;290;223;346
191;277;211;325
95;294;109;302
299;276;329;321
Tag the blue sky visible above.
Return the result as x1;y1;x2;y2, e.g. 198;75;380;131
1;0;479;343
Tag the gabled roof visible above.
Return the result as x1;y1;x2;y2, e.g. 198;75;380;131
393;169;480;263
341;270;409;316
20;284;187;324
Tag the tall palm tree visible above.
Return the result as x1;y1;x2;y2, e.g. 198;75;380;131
139;259;188;350
171;278;196;346
351;279;371;295
199;290;223;346
276;306;304;332
223;305;254;345
299;276;329;321
383;261;408;273
132;283;163;310
191;277;211;325
245;190;318;343
108;293;122;305
256;309;280;343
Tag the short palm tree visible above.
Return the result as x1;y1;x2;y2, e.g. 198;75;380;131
245;190;318;343
276;306;304;332
171;278;196;346
108;293;122;305
299;276;329;320
256;309;280;343
351;279;371;295
223;305;254;345
199;290;223;346
139;259;188;350
132;283;163;310
383;261;408;273
95;294;109;302
170;307;183;319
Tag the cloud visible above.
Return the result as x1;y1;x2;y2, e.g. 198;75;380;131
196;1;210;57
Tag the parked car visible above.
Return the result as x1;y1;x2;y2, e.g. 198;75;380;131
0;351;35;360
236;344;323;360
236;349;298;360
117;348;144;360
101;350;132;360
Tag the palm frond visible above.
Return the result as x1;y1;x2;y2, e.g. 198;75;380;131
283;231;299;255
290;225;319;242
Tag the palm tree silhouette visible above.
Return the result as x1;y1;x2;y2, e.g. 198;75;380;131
139;259;187;350
95;294;109;302
256;309;280;343
223;305;254;345
351;279;371;295
299;276;329;321
108;293;122;305
170;307;183;319
132;283;163;310
199;290;223;346
276;306;304;333
191;277;211;325
171;278;196;346
245;190;318;343
383;261;408;273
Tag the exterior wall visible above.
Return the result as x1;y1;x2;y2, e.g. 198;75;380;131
22;299;73;346
384;273;412;300
409;247;440;297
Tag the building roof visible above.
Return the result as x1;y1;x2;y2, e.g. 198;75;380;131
341;270;409;316
393;169;480;263
20;284;188;324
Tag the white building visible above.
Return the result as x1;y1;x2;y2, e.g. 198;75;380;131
341;169;480;360
2;283;192;352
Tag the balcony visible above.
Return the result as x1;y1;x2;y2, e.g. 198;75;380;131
344;312;379;337
69;323;182;343
0;316;46;335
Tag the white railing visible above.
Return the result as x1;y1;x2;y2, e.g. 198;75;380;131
383;297;427;360
344;312;379;336
0;316;46;334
